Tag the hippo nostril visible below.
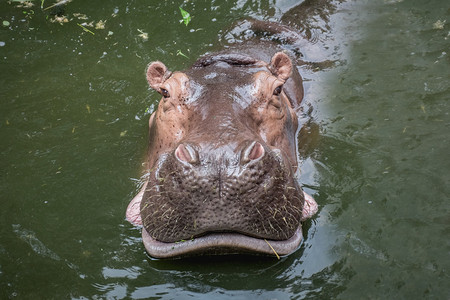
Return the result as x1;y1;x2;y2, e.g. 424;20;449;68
241;141;265;164
248;142;265;160
175;144;198;164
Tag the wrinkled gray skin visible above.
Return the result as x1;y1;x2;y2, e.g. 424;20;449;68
127;21;318;258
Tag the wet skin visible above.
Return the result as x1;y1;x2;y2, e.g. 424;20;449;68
127;32;318;258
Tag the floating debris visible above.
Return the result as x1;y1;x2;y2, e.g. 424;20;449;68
14;1;34;8
80;21;94;27
73;13;88;20
433;20;446;30
95;20;106;30
43;0;72;11
420;104;426;113
137;29;148;41
50;15;68;24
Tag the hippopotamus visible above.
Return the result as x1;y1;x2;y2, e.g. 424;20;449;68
126;21;318;258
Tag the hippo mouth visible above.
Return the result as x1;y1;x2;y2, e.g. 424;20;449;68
141;225;303;258
126;182;317;258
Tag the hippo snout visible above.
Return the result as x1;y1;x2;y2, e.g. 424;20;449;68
141;142;303;244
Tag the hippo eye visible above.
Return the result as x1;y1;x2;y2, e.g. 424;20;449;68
273;85;283;96
160;88;170;98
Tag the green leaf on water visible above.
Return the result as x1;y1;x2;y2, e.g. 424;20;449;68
2;21;10;27
179;7;191;26
77;23;95;35
176;50;189;59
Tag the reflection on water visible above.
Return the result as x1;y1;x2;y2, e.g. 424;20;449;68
0;0;449;299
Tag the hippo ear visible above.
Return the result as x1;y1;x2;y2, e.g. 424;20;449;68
269;52;292;82
146;61;171;91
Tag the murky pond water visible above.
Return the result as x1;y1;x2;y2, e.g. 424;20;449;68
1;0;448;299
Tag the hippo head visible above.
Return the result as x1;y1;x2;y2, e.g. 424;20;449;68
127;51;317;258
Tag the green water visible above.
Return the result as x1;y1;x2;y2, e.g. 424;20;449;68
1;0;448;299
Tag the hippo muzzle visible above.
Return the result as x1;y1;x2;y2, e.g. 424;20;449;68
144;141;302;242
127;50;318;258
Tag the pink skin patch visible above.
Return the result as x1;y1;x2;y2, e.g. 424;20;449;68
126;181;147;226
300;192;319;221
126;181;318;227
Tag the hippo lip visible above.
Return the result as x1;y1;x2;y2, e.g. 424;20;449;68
141;226;303;259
